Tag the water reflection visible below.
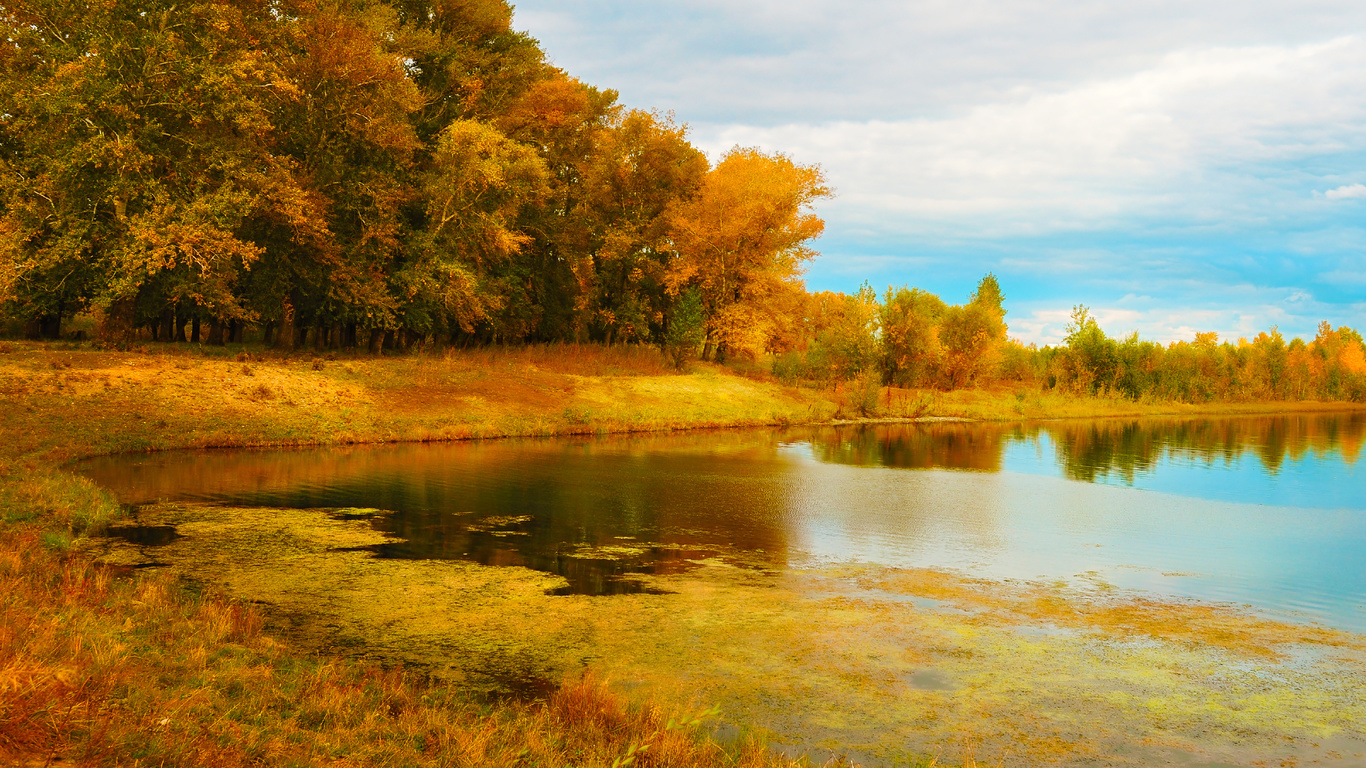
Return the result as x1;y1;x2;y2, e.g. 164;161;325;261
1038;413;1365;484
786;422;1007;471
81;433;800;594
789;414;1365;508
75;412;1366;628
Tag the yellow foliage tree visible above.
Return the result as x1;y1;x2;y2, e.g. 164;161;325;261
407;119;549;334
665;147;830;360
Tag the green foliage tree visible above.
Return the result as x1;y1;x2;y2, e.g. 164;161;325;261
662;287;705;370
403;119;549;339
938;274;1008;388
1057;305;1117;394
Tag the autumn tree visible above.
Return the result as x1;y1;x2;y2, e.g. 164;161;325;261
495;73;618;340
1313;322;1366;400
880;286;947;386
939;274;1008;388
665;147;830;361
401;118;548;340
574;110;706;345
0;0;318;341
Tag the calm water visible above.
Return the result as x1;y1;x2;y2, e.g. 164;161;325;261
78;413;1366;632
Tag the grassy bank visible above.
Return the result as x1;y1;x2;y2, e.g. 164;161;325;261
3;340;1363;465
873;382;1366;422
3;339;1364;766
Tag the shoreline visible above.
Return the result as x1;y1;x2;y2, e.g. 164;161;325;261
2;340;1362;467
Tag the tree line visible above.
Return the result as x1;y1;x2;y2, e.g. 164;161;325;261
775;277;1366;403
3;0;1363;404
0;0;828;359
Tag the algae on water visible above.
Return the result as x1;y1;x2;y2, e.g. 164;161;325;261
83;501;1366;767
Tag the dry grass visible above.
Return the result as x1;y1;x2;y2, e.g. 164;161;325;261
0;342;830;464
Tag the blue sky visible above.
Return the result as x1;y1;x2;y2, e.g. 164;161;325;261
510;0;1366;344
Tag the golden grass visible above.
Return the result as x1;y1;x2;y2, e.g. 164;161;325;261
4;341;1362;467
0;342;831;464
874;385;1366;422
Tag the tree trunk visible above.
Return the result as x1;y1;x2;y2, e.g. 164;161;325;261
159;308;174;342
173;304;188;343
98;299;136;345
275;291;297;350
314;323;326;351
345;322;358;349
229;319;243;344
38;313;62;339
190;316;201;343
207;320;225;346
382;330;396;352
367;328;384;354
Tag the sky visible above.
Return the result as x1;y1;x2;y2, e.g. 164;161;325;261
509;0;1366;345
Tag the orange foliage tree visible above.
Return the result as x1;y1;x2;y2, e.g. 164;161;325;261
665;148;830;361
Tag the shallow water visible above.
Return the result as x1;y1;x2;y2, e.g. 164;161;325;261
78;412;1366;631
75;412;1366;766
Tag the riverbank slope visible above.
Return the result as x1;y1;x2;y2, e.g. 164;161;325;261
4;341;1364;464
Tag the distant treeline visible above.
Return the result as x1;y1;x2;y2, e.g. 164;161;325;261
0;0;827;360
776;278;1366;403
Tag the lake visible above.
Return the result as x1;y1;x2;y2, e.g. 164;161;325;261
74;412;1366;767
80;412;1366;631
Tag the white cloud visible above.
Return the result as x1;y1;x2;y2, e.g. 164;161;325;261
1010;289;1346;346
514;0;1366;125
692;37;1366;237
1324;183;1366;200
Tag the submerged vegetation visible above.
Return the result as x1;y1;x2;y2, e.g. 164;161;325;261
65;495;1366;768
1;499;806;767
